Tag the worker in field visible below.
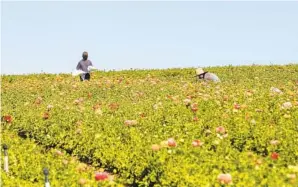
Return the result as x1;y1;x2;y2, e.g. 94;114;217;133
75;51;96;81
195;68;220;82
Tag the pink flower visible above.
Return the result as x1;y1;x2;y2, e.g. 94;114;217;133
271;152;279;160
124;120;138;126
2;115;12;123
217;173;232;184
193;116;199;122
35;97;43;104
234;103;241;109
216;126;226;134
151;144;160;151
167;138;177;147
95;172;109;181
191;103;198;112
192;140;204;147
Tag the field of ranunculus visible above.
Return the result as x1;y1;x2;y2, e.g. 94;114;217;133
1;64;298;186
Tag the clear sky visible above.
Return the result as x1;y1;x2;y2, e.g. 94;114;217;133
1;1;298;75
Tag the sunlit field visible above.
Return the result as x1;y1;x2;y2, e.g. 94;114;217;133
1;64;298;186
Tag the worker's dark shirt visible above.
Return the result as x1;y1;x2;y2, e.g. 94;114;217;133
76;59;93;73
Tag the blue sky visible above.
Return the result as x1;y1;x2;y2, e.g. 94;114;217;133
1;1;298;75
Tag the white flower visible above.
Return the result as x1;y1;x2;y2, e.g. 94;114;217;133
250;119;256;125
282;102;292;109
183;99;191;105
270;140;280;145
47;104;54;110
270;87;283;94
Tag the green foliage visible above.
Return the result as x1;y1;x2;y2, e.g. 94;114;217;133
1;64;298;186
1;130;125;186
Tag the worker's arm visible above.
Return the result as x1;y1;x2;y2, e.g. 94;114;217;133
76;61;81;70
87;61;98;72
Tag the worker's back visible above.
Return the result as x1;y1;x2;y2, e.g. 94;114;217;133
204;72;220;82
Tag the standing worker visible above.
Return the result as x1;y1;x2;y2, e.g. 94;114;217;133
76;51;95;81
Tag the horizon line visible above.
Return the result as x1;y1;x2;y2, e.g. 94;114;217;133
1;62;297;76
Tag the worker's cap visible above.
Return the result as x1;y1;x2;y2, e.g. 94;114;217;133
196;68;204;75
82;51;88;57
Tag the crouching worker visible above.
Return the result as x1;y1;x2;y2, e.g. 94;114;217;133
75;51;95;81
195;68;220;82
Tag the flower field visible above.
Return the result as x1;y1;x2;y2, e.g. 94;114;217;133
1;64;298;186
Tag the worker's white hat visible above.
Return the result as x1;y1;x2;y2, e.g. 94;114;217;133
196;68;205;75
